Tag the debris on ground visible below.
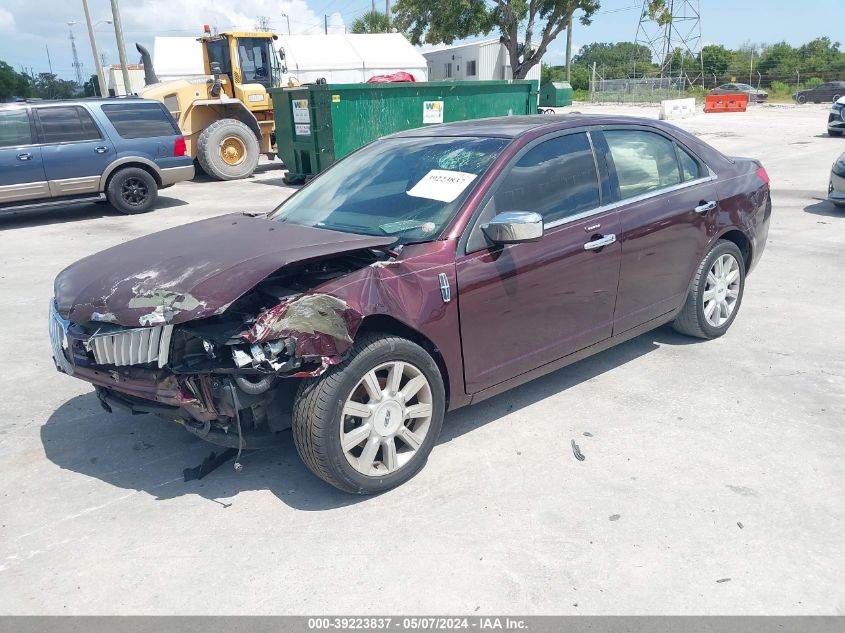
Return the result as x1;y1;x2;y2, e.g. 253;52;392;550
737;522;744;529
716;578;732;583
609;514;621;521
571;439;585;461
183;447;237;482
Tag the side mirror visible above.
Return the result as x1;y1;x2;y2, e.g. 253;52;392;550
209;62;222;97
482;211;544;245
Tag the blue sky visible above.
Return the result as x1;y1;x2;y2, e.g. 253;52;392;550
0;0;839;80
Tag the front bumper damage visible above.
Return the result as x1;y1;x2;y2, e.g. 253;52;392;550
48;291;358;449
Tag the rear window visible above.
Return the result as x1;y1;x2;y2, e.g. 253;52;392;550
35;106;101;144
101;102;179;139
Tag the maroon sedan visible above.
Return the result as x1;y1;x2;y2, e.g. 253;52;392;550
50;115;771;493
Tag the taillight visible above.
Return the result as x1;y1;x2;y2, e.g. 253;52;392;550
756;166;770;186
174;137;187;157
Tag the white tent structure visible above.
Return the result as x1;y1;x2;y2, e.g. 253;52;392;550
151;33;428;84
278;33;427;83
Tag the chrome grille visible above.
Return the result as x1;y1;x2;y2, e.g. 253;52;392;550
89;325;173;368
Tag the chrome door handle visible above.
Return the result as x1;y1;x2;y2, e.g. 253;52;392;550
584;233;617;251
695;200;717;214
94;146;109;154
17;153;32;161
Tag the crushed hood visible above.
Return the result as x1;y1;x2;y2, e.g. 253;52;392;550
54;213;395;327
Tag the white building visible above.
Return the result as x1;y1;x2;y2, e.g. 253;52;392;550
422;38;541;84
106;64;146;96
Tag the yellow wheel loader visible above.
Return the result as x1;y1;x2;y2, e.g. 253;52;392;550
136;31;290;180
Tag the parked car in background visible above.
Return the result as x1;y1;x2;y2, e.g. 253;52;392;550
829;151;845;208
710;83;768;102
49;114;771;493
0;97;193;216
828;97;845;136
794;82;845;104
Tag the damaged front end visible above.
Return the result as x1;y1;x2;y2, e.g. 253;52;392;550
49;249;384;449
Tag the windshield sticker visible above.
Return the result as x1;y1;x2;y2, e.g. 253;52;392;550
406;169;477;203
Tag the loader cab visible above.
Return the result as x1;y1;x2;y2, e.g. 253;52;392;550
201;32;281;111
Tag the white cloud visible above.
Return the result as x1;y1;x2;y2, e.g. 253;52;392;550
0;0;347;77
0;8;16;35
120;0;345;36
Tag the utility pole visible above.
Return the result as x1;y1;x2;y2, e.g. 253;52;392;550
46;45;54;75
256;16;270;31
749;48;754;85
565;10;573;83
68;23;85;86
324;14;328;34
280;13;290;35
386;0;392;29
109;0;133;96
82;0;108;97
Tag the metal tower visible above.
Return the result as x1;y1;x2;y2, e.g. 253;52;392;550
634;0;703;82
68;22;85;86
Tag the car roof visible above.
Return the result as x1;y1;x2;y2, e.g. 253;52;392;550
1;96;146;109
389;113;681;139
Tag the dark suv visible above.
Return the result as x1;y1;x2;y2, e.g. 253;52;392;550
0;98;193;215
794;81;845;104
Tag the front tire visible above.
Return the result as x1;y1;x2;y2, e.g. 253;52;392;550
292;333;446;494
672;240;746;339
796;94;806;105
197;118;259;181
106;167;158;214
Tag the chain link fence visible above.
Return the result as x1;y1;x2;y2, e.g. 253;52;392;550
588;74;696;103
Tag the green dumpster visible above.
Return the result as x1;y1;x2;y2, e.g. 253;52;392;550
270;80;538;182
539;81;573;108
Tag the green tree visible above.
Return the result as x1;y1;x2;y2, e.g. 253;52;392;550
572;41;655;77
541;63;565;85
798;37;844;73
0;61;33;101
756;41;800;77
31;73;80;100
83;74;100;97
699;44;732;79
351;10;393;34
393;0;612;80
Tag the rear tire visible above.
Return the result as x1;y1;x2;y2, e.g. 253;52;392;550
106;167;158;214
672;240;746;340
197;118;259;181
829;130;843;137
292;333;445;494
833;94;842;103
796;94;806;104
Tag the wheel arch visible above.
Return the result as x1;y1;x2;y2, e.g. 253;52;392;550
357;314;451;408
714;228;752;271
100;158;162;190
187;101;262;141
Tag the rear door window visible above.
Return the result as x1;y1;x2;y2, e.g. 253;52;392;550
35;106;101;144
604;129;681;199
101;102;179;138
678;146;701;181
0;109;32;147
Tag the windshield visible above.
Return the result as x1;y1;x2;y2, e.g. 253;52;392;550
269;136;509;242
238;37;276;87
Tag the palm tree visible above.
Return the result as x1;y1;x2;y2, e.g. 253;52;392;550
351;10;392;34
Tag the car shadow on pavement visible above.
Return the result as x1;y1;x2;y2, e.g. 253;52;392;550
0;197;188;230
804;199;844;217
40;324;692;510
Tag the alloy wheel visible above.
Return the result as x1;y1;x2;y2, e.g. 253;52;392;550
339;361;433;476
703;253;741;328
120;177;148;206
